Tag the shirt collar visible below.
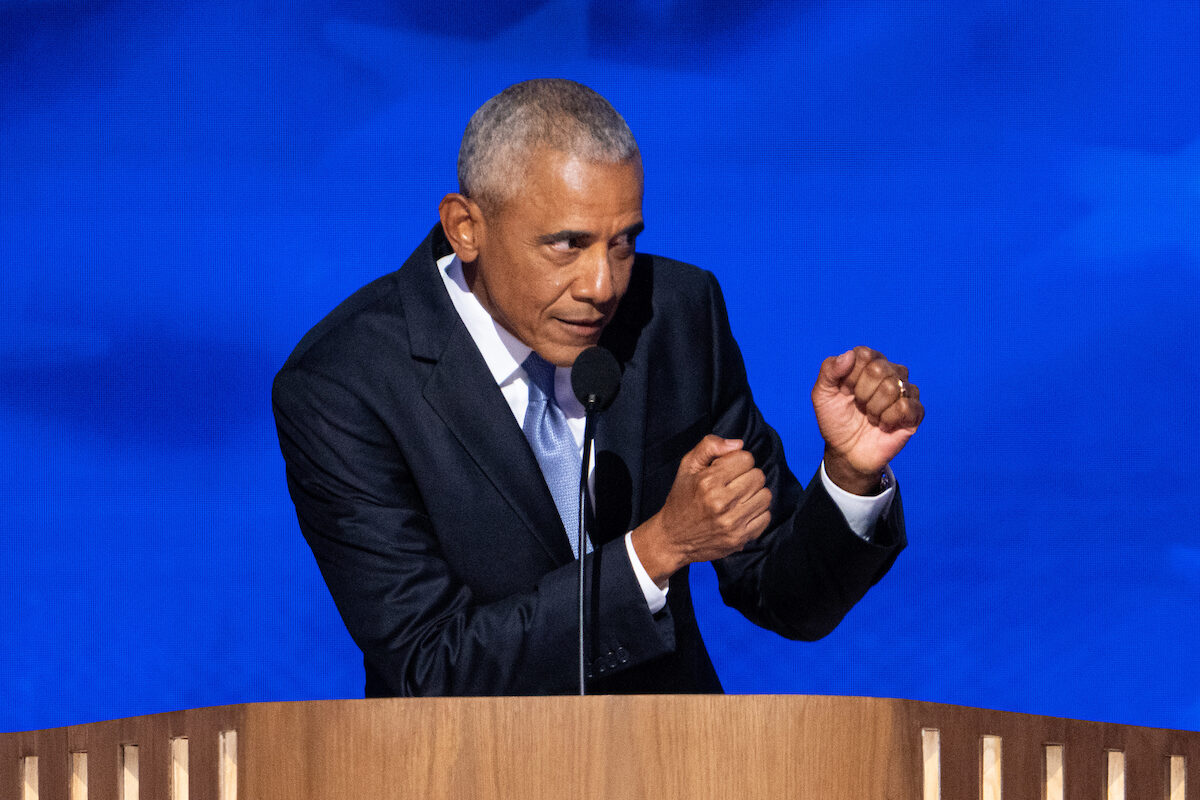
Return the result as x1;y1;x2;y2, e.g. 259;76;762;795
437;253;531;387
436;253;585;417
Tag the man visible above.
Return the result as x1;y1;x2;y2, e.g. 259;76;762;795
273;79;923;696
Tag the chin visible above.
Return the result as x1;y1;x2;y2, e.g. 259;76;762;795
539;342;590;368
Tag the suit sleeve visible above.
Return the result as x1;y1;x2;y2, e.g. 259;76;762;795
700;275;906;641
272;365;675;696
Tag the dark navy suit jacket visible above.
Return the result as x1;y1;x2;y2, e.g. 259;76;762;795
273;224;905;696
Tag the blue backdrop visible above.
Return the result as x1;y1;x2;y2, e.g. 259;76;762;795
3;0;1198;733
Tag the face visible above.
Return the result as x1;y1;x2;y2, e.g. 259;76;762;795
455;150;644;367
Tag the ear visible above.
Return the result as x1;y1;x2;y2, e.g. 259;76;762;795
438;193;484;263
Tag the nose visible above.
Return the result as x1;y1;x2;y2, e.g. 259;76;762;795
572;245;617;306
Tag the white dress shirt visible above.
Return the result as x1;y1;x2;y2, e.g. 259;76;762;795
436;253;894;614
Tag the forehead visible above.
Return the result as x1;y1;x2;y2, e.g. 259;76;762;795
498;149;643;225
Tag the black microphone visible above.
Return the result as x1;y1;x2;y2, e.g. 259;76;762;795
570;346;622;695
571;346;622;412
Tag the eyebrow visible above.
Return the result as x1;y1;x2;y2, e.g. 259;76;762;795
536;222;645;245
622;221;646;240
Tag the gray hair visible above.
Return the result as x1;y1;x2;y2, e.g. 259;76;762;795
457;79;641;210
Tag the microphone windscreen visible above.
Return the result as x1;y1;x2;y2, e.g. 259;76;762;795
571;346;622;411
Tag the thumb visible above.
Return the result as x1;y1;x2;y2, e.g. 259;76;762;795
680;435;742;474
815;349;855;391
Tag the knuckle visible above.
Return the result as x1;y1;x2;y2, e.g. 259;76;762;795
715;520;737;542
702;491;728;516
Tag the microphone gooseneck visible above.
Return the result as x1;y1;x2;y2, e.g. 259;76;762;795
570;346;622;695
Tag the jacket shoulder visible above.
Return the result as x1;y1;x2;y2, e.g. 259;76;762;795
631;252;722;316
277;225;447;377
279;269;407;375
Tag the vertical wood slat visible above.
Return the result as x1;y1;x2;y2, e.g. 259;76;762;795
981;735;1003;800
922;728;940;800
218;731;237;800
1106;750;1125;800
1168;755;1186;800
171;738;189;800
70;752;87;800
20;757;37;800
120;745;139;800
1044;744;1064;800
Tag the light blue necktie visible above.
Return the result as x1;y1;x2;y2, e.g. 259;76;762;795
521;352;591;558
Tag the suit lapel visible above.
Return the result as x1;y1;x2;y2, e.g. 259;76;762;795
398;225;574;565
423;331;575;564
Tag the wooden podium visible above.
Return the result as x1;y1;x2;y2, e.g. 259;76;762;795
4;695;1197;799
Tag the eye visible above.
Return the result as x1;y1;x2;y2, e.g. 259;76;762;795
611;233;637;254
549;236;585;252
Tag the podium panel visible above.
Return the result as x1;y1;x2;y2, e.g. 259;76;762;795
4;696;1198;799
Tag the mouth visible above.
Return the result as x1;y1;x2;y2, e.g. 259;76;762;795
554;317;607;339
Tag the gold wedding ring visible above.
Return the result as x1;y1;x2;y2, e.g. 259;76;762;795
896;377;908;398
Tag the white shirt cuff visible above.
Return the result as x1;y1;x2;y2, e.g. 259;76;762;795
819;461;896;541
625;531;668;614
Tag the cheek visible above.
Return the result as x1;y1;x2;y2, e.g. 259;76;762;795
531;270;575;306
611;260;634;297
507;266;568;321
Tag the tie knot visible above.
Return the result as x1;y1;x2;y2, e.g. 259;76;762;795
522;351;558;401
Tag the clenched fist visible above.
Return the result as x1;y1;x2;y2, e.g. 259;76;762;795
812;346;924;495
630;435;772;585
